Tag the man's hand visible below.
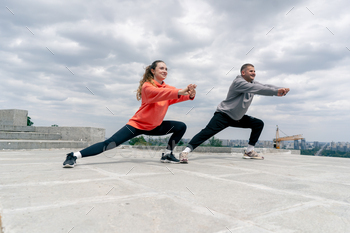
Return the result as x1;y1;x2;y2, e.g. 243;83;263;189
277;88;290;96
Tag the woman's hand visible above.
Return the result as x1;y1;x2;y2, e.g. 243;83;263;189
188;84;197;98
178;84;197;97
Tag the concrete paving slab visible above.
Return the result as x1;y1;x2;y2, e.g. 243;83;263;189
1;149;350;233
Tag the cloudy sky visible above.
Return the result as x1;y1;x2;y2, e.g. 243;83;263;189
1;0;349;143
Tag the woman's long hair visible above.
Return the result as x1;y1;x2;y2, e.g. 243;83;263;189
136;60;164;101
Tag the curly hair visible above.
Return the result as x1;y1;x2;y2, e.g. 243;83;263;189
136;60;164;101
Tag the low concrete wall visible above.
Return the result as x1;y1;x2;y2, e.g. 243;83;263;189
0;132;62;140
231;147;300;155
132;145;232;153
263;148;300;155
0;125;35;132
35;126;105;145
192;146;231;153
0;140;89;150
0;109;28;126
132;146;300;154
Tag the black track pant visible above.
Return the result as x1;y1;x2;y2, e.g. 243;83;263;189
187;112;264;151
80;121;187;157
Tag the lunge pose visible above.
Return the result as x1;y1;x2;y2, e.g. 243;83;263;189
178;63;289;163
63;60;196;168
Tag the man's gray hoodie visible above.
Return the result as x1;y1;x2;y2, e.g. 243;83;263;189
216;75;279;120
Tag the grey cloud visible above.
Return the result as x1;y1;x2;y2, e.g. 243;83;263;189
259;43;346;75
1;0;350;142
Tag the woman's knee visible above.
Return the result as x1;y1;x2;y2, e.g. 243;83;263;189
103;139;117;151
177;122;187;132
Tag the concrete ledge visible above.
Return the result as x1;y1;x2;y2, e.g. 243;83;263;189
35;127;105;145
263;148;300;154
0;132;62;140
192;146;232;153
132;146;300;154
132;145;232;153
0;109;28;126
231;147;301;154
0;125;35;132
0;140;88;150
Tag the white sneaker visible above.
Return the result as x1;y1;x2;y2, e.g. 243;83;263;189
179;152;189;163
242;150;264;160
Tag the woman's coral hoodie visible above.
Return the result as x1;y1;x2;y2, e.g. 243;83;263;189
127;81;193;130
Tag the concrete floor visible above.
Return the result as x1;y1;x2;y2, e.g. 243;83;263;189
1;148;350;233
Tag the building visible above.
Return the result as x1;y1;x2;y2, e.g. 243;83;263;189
314;141;319;149
300;139;306;150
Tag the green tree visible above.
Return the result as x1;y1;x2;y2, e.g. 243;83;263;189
301;148;318;155
27;116;34;126
178;140;184;146
208;136;223;147
129;136;148;146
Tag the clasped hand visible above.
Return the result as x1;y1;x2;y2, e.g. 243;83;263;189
277;88;290;96
179;84;197;98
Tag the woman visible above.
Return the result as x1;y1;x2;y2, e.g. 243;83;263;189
63;60;196;168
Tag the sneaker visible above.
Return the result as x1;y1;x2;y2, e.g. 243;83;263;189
167;152;180;164
160;152;180;164
160;153;170;163
179;151;189;164
63;152;77;168
243;150;264;160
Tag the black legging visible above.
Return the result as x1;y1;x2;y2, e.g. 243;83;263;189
187;112;264;151
80;121;187;157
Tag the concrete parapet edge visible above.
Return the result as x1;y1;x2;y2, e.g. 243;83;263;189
132;146;230;153
0;125;35;132
0;140;89;150
231;147;300;155
35;126;105;145
131;145;300;154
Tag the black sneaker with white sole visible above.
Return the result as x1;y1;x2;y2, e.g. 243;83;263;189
63;152;77;168
160;153;170;163
160;152;180;164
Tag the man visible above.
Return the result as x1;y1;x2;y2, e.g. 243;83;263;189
178;63;290;163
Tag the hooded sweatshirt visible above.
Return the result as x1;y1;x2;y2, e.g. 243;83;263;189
216;75;279;120
127;81;193;130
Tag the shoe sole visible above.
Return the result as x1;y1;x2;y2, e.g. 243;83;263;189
63;164;75;168
179;159;188;164
161;159;180;164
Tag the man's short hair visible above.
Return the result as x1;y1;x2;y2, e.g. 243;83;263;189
240;63;254;73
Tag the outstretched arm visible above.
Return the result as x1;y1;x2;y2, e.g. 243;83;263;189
277;88;290;96
169;84;197;105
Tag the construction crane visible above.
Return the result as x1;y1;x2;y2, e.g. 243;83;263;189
273;125;304;149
